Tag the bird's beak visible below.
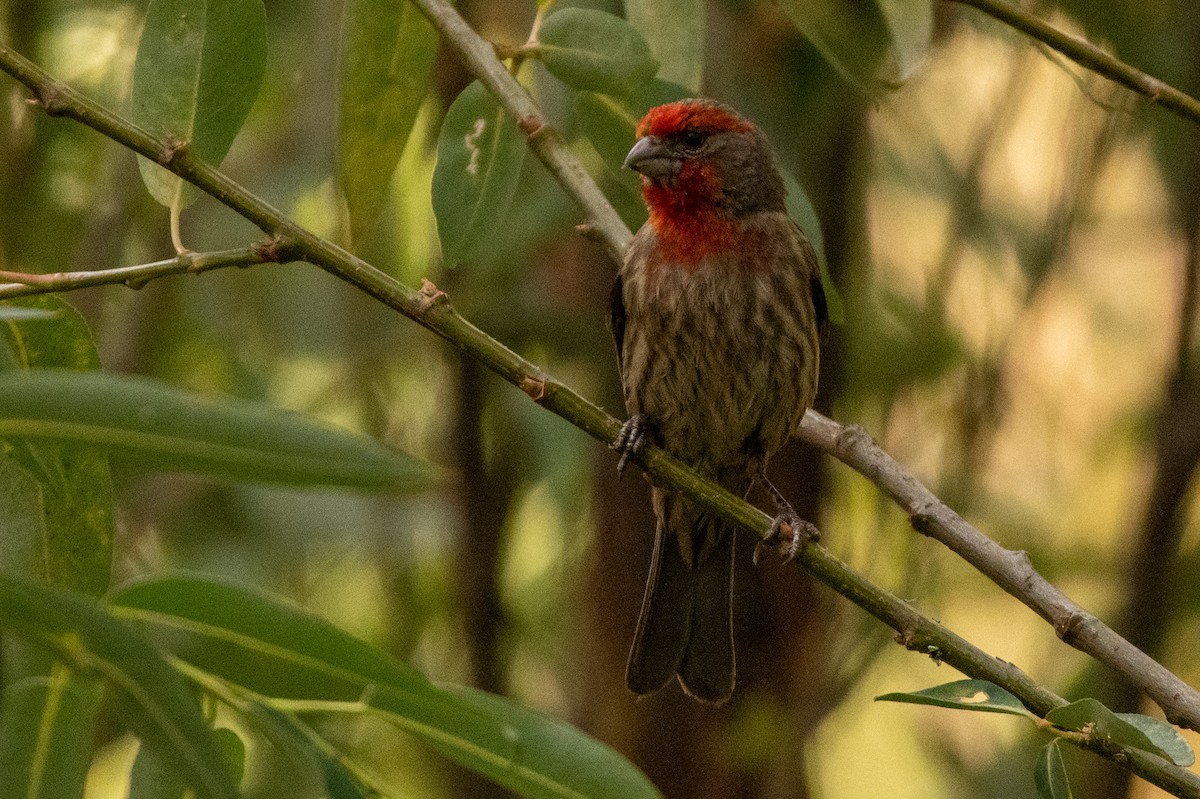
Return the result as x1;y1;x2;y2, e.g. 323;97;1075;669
624;135;676;181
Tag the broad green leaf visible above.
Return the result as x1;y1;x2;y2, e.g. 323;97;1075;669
0;672;101;799
0;370;427;489
131;0;267;208
1034;740;1072;799
624;0;703;92
113;575;662;799
1115;713;1195;767
1046;699;1176;762
339;0;437;243
876;679;1033;717
0;573;239;799
776;0;893;91
2;296;113;597
534;8;659;94
431;81;527;266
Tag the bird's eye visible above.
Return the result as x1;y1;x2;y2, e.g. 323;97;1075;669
680;129;704;149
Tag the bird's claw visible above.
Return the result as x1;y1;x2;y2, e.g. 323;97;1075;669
612;414;652;478
753;509;820;566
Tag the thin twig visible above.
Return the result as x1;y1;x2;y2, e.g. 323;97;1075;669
0;244;286;299
948;0;1200;126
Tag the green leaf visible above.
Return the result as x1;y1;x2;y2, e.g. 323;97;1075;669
243;703;368;799
573;80;691;173
1115;713;1195;767
338;0;438;243
781;171;843;325
131;0;267;208
624;0;703;91
876;679;1033;717
1034;740;1072;799
0;671;102;799
572;80;691;227
776;0;932;91
535;8;659;94
431;81;528;267
1;296;113;597
411;685;664;799
1045;699;1178;762
0;573;239;799
0;370;427;489
129;729;241;799
113;575;662;799
129;740;187;799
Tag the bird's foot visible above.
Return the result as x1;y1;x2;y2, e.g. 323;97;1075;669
753;502;819;566
612;414;653;478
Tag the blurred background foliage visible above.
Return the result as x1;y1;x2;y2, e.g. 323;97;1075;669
2;0;1200;797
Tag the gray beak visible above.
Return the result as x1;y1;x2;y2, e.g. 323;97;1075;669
623;135;677;181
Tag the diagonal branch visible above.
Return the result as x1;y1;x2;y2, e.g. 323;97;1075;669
3;33;1200;795
948;0;1200;126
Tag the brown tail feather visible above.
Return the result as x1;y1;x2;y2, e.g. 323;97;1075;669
626;492;735;704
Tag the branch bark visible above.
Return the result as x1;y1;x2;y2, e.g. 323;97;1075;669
3;26;1200;796
948;0;1200;126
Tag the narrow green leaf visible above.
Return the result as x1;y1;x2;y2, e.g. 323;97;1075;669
1046;699;1181;763
2;296;113;597
129;740;187;799
0;671;101;799
0;574;239;799
131;0;267;207
431;81;527;266
339;0;437;243
776;0;894;91
409;685;664;799
876;679;1034;717
112;575;435;702
244;703;367;799
1034;740;1072;799
213;729;246;783
0;370;427;489
1115;713;1195;767
624;0;703;92
534;8;658;94
113;575;662;799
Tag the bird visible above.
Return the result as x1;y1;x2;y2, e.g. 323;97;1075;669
609;99;827;704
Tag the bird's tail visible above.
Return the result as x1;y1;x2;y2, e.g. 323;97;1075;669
626;489;735;704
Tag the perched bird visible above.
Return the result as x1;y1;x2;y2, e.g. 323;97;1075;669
610;99;827;704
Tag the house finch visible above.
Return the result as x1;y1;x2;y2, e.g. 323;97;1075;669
610;99;827;704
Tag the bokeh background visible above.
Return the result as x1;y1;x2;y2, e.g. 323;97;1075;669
3;0;1200;797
